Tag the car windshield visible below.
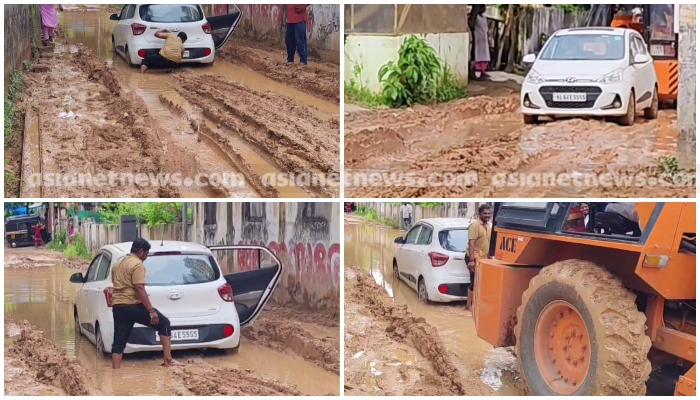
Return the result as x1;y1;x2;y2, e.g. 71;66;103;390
438;229;469;253
540;34;625;61
143;254;219;286
139;4;203;23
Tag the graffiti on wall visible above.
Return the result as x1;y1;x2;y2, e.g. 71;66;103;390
235;239;340;290
314;6;339;45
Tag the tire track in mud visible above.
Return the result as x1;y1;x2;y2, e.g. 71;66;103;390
345;94;692;197
4;315;100;396
242;309;340;374
175;73;340;198
218;40;340;104
346;266;494;396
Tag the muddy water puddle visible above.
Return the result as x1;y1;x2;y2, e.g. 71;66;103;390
4;252;335;395
344;220;520;395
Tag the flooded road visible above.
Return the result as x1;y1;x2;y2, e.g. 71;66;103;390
12;10;340;198
343;216;518;395
344;82;691;198
4;248;338;395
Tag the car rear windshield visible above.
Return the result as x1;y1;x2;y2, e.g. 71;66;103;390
540;34;625;61
438;229;469;253
144;254;219;286
139;4;203;23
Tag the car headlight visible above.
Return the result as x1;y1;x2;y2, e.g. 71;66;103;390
525;70;544;84
597;69;624;84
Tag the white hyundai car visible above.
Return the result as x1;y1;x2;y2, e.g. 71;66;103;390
110;4;241;67
520;27;659;126
70;241;282;356
392;218;473;303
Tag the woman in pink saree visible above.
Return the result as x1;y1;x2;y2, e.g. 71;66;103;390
40;4;63;45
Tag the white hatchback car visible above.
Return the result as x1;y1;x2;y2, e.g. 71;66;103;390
110;4;241;67
520;27;659;126
392;218;473;303
70;241;282;356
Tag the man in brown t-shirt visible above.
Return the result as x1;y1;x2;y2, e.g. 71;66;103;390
466;204;493;308
140;30;188;74
111;238;173;368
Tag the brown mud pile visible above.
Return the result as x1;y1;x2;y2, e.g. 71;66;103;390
20;43;178;197
173;360;303;396
218;39;339;104
346;267;494;396
4;315;99;396
242;308;340;374
345;93;692;197
4;252;88;270
176;73;340;197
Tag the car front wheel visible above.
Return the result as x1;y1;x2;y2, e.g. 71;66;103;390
523;114;538;125
74;310;82;337
393;260;400;280
644;87;659;120
618;92;635;126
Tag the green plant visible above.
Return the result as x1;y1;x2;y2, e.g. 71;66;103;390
99;202;183;226
345;63;385;109
657;156;680;175
48;231;68;252
65;235;92;260
379;35;466;108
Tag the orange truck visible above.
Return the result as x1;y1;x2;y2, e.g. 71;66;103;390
589;4;680;105
474;202;695;396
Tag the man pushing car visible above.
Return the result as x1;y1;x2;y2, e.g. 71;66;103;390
140;29;187;74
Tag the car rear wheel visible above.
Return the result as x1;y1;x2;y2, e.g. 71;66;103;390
618;92;635;126
644;87;659;120
96;325;109;358
418;277;428;303
523;114;538;125
125;45;135;68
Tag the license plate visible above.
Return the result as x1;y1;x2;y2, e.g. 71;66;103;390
650;45;664;57
156;329;198;342
553;93;587;102
183;51;190;58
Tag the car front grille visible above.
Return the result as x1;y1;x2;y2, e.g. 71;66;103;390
539;86;603;109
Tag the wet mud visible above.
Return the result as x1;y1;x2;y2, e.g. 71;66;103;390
4;248;340;396
345;92;692;198
4;315;99;396
218;38;340;104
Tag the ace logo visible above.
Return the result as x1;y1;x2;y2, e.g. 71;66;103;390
500;236;517;253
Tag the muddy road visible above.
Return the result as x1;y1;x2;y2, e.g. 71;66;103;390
344;81;692;198
343;216;518;396
9;10;339;198
4;248;340;395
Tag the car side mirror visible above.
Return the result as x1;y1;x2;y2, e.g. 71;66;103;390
394;236;405;244
69;272;85;283
522;53;537;64
109;13;119;21
634;53;650;64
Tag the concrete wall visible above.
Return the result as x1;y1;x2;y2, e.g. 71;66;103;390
344;33;470;93
354;202;493;228
189;202;340;310
4;4;36;82
208;4;340;63
80;222;183;255
678;4;696;168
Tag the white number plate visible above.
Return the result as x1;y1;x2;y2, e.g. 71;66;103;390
553;93;587;102
183;51;190;58
650;45;664;57
156;329;199;342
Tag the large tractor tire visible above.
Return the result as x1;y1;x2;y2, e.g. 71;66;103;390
514;260;652;396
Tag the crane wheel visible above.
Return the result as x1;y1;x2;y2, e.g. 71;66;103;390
514;260;652;395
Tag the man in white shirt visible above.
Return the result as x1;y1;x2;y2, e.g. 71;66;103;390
400;203;413;229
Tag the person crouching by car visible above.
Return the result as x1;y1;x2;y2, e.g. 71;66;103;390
140;30;187;74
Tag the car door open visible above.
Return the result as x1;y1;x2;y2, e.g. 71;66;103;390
206;5;242;50
208;245;282;327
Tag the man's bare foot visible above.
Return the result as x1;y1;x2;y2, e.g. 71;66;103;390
162;359;180;367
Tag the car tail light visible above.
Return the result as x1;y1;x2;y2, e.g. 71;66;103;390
218;283;234;302
223;325;234;337
438;284;448;294
104;287;114;307
428;252;449;267
137;49;146;58
202;22;211;34
204;48;212;56
131;23;147;36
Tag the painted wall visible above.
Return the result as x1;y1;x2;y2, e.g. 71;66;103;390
4;4;35;82
678;4;696;168
208;4;340;63
344;33;470;93
190;202;340;310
